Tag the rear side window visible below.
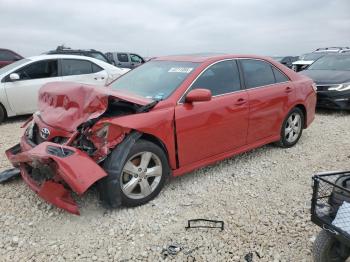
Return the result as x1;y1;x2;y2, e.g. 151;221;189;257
15;60;58;80
117;53;129;62
191;60;241;96
272;67;289;83
240;59;275;88
61;59;102;76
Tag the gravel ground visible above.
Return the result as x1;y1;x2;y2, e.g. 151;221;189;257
1;111;350;262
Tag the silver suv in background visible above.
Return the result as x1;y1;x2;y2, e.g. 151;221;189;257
105;52;145;69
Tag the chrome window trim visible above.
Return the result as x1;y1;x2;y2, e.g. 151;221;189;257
177;57;291;104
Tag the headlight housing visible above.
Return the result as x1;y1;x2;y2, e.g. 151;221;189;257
328;83;350;91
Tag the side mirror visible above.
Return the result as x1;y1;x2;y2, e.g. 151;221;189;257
185;89;212;103
9;73;20;81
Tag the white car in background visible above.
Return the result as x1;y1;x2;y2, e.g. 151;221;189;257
0;54;129;123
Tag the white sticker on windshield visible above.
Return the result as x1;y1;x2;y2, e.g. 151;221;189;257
168;67;193;73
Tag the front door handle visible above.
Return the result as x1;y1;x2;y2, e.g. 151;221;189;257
285;87;293;93
235;98;247;106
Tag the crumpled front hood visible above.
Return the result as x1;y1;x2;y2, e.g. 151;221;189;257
38;82;152;132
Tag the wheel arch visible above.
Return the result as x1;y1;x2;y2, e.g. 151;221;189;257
140;133;171;164
0;101;7;120
294;103;307;128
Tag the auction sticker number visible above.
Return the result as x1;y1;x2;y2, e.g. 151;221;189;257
168;67;193;73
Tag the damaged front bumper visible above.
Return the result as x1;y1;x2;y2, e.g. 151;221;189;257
5;137;107;215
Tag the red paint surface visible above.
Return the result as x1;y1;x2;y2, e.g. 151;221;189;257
5;54;316;214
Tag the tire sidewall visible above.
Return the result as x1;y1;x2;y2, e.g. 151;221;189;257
0;105;5;124
102;139;170;207
279;107;304;148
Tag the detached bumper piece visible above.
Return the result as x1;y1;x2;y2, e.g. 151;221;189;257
0;168;21;183
5;142;107;215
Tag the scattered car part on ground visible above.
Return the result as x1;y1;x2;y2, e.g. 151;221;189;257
3;54;316;214
46;45;114;65
311;171;350;262
271;56;298;68
300;54;350;110
0;167;20;183
105;52;145;69
0;48;23;68
185;219;224;231
0;54;129;123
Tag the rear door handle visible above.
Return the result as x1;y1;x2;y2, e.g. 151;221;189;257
285;86;293;93
235;98;247;106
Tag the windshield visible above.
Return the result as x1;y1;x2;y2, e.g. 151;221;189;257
300;53;325;61
308;55;350;71
110;60;199;100
0;59;30;75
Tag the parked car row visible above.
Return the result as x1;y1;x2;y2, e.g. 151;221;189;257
292;46;350;72
0;54;129;122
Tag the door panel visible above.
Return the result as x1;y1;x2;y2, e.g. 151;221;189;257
62;71;108;86
175;91;249;167
247;83;295;143
4;76;62;114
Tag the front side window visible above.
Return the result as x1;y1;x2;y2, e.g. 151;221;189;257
15;60;58;80
130;54;143;63
61;59;95;76
240;59;275;88
117;53;129;63
191;60;241;96
110;61;199;100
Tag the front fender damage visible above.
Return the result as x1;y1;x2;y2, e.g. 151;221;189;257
5;142;108;215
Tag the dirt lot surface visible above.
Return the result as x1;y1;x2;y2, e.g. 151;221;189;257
0;111;350;261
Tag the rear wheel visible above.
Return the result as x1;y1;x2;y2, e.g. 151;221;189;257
100;139;169;207
277;107;304;147
313;230;350;262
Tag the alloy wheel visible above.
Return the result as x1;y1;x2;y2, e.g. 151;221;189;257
285;112;302;143
120;151;163;200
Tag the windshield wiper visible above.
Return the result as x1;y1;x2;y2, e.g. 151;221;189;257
136;100;159;113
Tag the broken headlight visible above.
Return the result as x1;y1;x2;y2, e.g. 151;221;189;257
26;121;35;140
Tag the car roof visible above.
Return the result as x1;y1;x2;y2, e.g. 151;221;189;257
27;54;104;62
154;53;273;63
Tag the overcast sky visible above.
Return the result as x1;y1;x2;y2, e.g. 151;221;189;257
1;0;349;57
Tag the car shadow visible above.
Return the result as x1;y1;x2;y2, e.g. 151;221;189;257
316;108;349;116
0;115;31;125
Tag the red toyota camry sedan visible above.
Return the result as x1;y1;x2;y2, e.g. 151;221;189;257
3;54;316;214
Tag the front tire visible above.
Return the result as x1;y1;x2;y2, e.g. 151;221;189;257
313;230;350;262
277;107;304;148
100;139;169;207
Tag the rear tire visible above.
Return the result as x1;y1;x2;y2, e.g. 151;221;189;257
277;107;304;148
313;230;350;262
0;105;5;124
99;139;170;207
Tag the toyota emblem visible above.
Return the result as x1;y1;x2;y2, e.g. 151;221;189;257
40;127;50;140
